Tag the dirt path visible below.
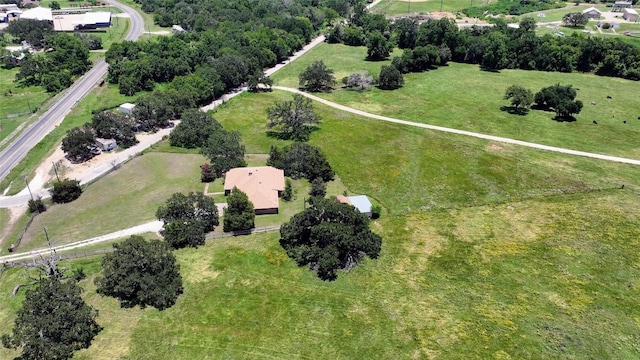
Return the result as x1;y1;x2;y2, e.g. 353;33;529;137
272;86;640;166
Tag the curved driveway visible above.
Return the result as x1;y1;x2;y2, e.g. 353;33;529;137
0;0;145;182
273;86;640;166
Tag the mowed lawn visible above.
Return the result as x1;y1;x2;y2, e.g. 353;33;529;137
2;191;638;359
271;43;640;158
371;0;475;15
15;152;205;252
214;91;640;215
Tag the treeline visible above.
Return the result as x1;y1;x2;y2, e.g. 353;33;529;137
1;20;101;92
107;0;367;98
333;16;640;81
136;0;363;31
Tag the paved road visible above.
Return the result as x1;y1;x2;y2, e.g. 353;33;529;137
273;86;640;166
0;0;144;184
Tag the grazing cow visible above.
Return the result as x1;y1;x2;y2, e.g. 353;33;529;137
593;120;598;124
607;95;612;99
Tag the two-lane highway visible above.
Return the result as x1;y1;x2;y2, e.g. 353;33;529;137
0;0;144;183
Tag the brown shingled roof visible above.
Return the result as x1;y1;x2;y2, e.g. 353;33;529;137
224;166;285;210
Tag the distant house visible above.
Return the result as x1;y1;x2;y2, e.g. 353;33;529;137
612;1;632;12
224;166;285;215
582;7;602;19
623;7;638;21
96;138;117;151
119;103;135;115
172;24;185;33
0;4;21;22
336;195;373;218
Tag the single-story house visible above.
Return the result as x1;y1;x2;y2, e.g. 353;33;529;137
336;195;373;218
612;1;633;12
20;6;52;21
224;166;285;215
623;7;638;21
119;102;135;115
582;7;602;19
96;138;117;151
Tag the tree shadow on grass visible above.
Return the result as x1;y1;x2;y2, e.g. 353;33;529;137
266;125;320;141
500;106;529;116
552;115;577;123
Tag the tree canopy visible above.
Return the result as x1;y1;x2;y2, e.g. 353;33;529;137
95;236;183;310
169;109;222;149
280;197;382;280
156;192;219;248
378;64;404;90
266;94;321;141
61;126;96;163
2;277;102;360
91;111;138;148
50;179;82;204
534;84;583;119
366;30;393;61
298;61;336;92
223;187;255;232
6;19;54;48
503;85;534;114
267;143;335;182
201;129;247;178
562;13;589;28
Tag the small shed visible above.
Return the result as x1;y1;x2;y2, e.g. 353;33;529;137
336;195;373;218
612;1;632;12
623;7;638;21
582;7;602;19
96;138;117;151
119;102;135;115
172;24;185;33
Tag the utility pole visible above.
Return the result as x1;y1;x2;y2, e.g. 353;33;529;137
440;0;443;12
408;0;410;13
52;161;60;182
23;175;34;203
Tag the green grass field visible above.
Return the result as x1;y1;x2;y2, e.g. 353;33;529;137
2;190;639;359
0;68;51;146
372;0;479;16
271;43;640;159
14;152;204;252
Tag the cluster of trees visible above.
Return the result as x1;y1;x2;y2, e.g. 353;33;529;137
106;0;345;96
62;110;140;163
327;12;395;60
267;142;335;182
534;84;583;119
170;110;247;180
156;192;219;249
389;17;640;79
503;84;583;119
11;32;91;92
280;197;382;280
